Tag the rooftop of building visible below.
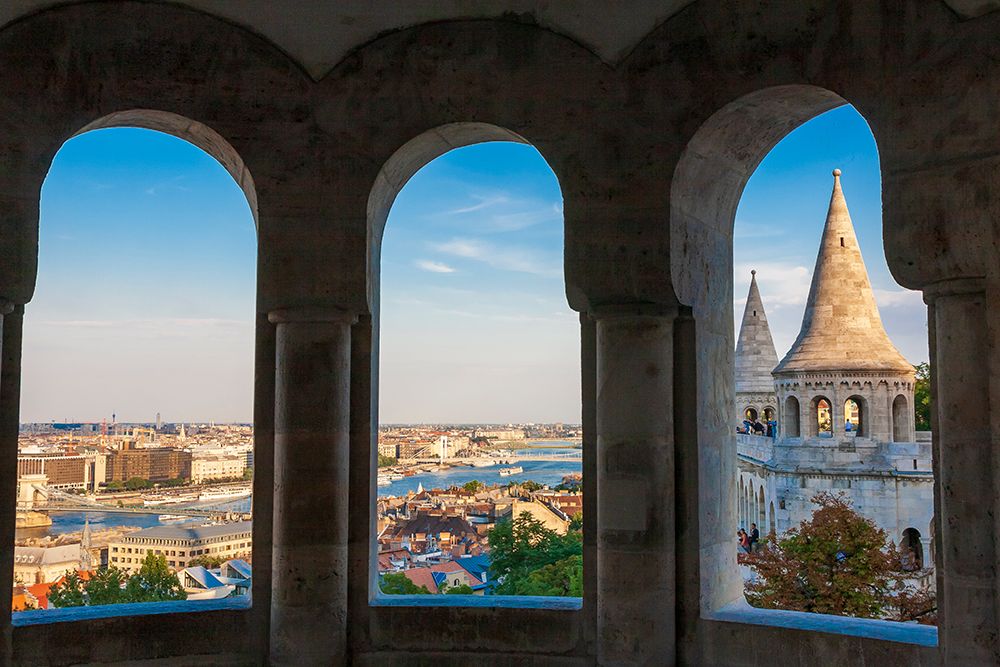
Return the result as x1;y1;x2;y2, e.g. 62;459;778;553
119;521;252;542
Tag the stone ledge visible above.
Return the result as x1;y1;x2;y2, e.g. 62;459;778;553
371;594;582;611
708;601;937;647
11;596;252;627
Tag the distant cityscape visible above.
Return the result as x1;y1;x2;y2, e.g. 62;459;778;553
13;420;253;612
11;420;584;612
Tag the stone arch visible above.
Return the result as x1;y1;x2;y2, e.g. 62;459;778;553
784;395;800;438
743;406;758;422
757;485;765;530
844;394;867;437
892;394;909;442
366;124;569;597
901;527;923;570
670;84;877;612
811;395;833;437
77;110;259;227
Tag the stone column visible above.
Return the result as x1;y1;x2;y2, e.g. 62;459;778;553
0;300;17;637
0;299;11;381
925;279;996;664
594;305;675;665
268;306;357;666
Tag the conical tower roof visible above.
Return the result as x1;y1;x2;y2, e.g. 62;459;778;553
773;169;912;375
735;270;779;392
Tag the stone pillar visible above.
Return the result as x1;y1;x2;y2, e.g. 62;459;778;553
594;305;675;665
268;306;357;666
800;394;812;438
0;302;21;640
925;279;997;664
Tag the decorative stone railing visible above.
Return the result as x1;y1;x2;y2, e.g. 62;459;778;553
736;433;774;463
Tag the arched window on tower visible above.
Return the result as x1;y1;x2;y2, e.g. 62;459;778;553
813;397;832;436
784;396;800;437
901;527;923;570
845;396;866;437
893;394;909;442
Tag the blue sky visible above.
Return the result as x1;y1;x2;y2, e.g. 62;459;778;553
20;105;926;423
20;129;257;423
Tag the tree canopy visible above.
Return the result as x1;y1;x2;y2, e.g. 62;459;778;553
741;492;935;624
487;511;582;596
379;572;431;595
48;555;186;608
914;362;931;431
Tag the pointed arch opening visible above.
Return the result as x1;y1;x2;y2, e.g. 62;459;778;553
366;124;582;607
13;113;258;624
672;85;935;644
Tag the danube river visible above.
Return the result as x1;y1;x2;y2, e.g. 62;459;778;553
378;445;583;497
15;496;253;540
17;444;582;539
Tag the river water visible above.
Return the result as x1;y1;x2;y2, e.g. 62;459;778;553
16;444;582;539
378;444;583;497
15;496;253;540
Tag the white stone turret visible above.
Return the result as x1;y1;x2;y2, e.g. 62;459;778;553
773;169;915;444
735;270;779;426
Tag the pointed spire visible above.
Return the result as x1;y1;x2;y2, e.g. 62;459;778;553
735;270;779;392
774;169;912;375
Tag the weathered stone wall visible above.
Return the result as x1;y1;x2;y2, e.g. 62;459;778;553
0;0;997;664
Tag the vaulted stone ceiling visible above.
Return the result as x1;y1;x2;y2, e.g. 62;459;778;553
1;0;696;79
2;1;996;80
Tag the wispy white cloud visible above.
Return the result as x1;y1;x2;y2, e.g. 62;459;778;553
415;259;456;274
39;318;245;330
873;288;923;309
442;194;510;215
432;237;560;277
734;261;811;307
144;176;192;196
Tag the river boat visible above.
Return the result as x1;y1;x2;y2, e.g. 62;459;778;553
498;466;524;477
377;474;392;486
158;514;188;522
198;486;252;502
469;459;494;468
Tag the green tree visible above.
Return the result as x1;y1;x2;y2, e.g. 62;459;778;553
742;492;936;623
106;481;124;492
487;511;582;595
124;477;153;491
188;554;225;569
568;511;584;532
242;466;254;480
124;553;186;603
161;477;186;487
84;566;127;605
914;362;931;431
377;455;397;468
47;571;86;608
462;480;484;493
379;572;431;595
443;583;475;594
518;555;583;597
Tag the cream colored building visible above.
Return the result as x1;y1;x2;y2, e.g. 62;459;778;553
13;544;84;585
108;521;253;573
190;455;246;483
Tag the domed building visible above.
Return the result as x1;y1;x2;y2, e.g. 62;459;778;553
736;170;933;570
